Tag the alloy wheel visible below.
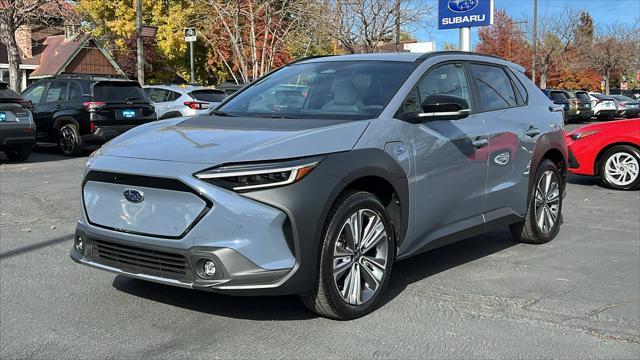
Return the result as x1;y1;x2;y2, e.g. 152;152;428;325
59;127;76;154
604;152;639;187
534;171;560;234
332;208;389;306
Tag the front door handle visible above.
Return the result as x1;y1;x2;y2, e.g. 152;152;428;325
471;137;488;148
526;126;541;138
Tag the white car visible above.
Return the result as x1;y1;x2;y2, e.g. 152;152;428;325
143;85;227;119
589;93;618;120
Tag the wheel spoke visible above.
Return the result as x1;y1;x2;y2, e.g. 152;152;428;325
360;218;386;253
347;264;361;305
360;258;384;290
333;256;353;281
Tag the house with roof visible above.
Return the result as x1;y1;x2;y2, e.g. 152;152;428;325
0;25;126;91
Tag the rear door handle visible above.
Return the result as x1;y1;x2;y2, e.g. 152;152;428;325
526;126;541;138
471;137;488;148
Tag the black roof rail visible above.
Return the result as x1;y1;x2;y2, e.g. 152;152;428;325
54;73;128;80
289;54;334;64
415;51;509;63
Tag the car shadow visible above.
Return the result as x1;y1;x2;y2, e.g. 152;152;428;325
0;144;87;164
566;174;603;188
113;229;517;321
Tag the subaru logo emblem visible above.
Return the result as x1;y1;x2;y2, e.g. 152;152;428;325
123;189;144;203
448;0;478;13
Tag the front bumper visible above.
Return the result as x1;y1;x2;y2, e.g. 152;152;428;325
72;153;345;295
70;224;288;292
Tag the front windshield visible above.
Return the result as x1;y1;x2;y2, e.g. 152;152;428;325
218;61;416;120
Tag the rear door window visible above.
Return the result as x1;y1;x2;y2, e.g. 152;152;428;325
147;88;170;103
468;64;518;112
189;90;226;103
94;82;148;103
44;82;68;103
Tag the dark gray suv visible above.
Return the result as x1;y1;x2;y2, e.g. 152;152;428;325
71;52;567;320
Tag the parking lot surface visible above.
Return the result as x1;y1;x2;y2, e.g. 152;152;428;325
1;131;639;358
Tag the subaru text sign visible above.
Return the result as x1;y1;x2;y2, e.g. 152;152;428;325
438;0;494;29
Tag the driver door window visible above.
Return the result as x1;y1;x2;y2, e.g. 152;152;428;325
400;63;472;115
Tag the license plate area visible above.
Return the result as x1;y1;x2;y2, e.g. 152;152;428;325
0;111;6;121
118;109;138;119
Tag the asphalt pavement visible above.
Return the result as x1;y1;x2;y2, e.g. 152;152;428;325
1;131;639;359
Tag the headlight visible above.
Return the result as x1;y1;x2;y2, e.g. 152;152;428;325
569;130;599;141
195;157;322;191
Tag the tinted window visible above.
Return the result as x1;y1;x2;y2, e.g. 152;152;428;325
549;91;568;101
219;61;416;120
44;82;68;102
22;84;47;104
508;69;528;104
168;90;181;101
69;82;83;100
94;82;147;102
575;92;590;101
469;64;518;111
147;88;169;102
190;90;226;102
400;63;471;114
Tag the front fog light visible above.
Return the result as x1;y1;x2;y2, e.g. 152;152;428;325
203;260;216;276
75;236;84;252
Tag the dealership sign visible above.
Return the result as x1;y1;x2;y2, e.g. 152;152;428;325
438;0;494;29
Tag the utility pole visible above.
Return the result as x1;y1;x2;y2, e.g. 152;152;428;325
395;0;401;51
334;0;340;54
136;0;144;85
532;0;537;86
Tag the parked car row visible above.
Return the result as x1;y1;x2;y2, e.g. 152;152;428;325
0;76;236;161
541;88;639;123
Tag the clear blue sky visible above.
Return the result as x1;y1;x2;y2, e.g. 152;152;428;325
416;0;640;50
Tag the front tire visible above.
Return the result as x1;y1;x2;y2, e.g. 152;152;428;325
4;146;32;162
511;159;563;244
301;191;395;320
599;145;640;191
58;123;83;156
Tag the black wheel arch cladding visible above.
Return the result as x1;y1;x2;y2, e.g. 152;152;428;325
242;148;409;295
529;131;568;200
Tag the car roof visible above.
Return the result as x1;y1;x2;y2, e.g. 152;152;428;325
296;51;526;72
143;84;213;92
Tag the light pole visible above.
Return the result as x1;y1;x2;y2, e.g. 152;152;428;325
136;0;144;85
532;0;538;86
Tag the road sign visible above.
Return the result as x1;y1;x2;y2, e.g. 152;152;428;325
438;0;494;30
184;28;197;42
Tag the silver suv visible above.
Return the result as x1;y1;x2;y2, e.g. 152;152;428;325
71;52;567;320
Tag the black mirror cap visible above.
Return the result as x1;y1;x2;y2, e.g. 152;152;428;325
421;94;470;112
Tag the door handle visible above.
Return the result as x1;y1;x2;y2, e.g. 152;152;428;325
471;137;488;148
526;126;541;138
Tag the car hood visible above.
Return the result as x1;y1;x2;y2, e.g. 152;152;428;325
100;115;370;165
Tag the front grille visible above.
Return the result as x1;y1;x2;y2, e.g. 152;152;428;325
94;239;188;275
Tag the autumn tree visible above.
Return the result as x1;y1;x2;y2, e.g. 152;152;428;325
476;10;530;70
586;22;639;94
0;0;67;90
77;0;196;81
335;0;433;54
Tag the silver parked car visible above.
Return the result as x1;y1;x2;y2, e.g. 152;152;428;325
72;52;567;320
143;85;227;119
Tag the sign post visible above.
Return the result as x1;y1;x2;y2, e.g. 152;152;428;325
438;0;494;51
184;28;197;84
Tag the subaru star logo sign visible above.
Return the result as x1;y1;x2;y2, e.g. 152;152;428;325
123;189;144;203
448;0;478;13
439;0;493;29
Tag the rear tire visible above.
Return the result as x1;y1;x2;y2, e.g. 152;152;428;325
510;159;563;244
58;123;83;156
599;145;640;191
301;190;395;320
4;146;32;162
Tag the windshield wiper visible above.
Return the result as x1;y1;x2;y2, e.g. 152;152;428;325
255;114;295;119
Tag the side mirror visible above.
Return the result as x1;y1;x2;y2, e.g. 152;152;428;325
406;94;471;122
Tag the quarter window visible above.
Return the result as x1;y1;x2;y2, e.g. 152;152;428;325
468;64;518;112
69;83;83;100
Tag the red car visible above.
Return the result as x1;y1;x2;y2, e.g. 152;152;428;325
565;119;640;190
